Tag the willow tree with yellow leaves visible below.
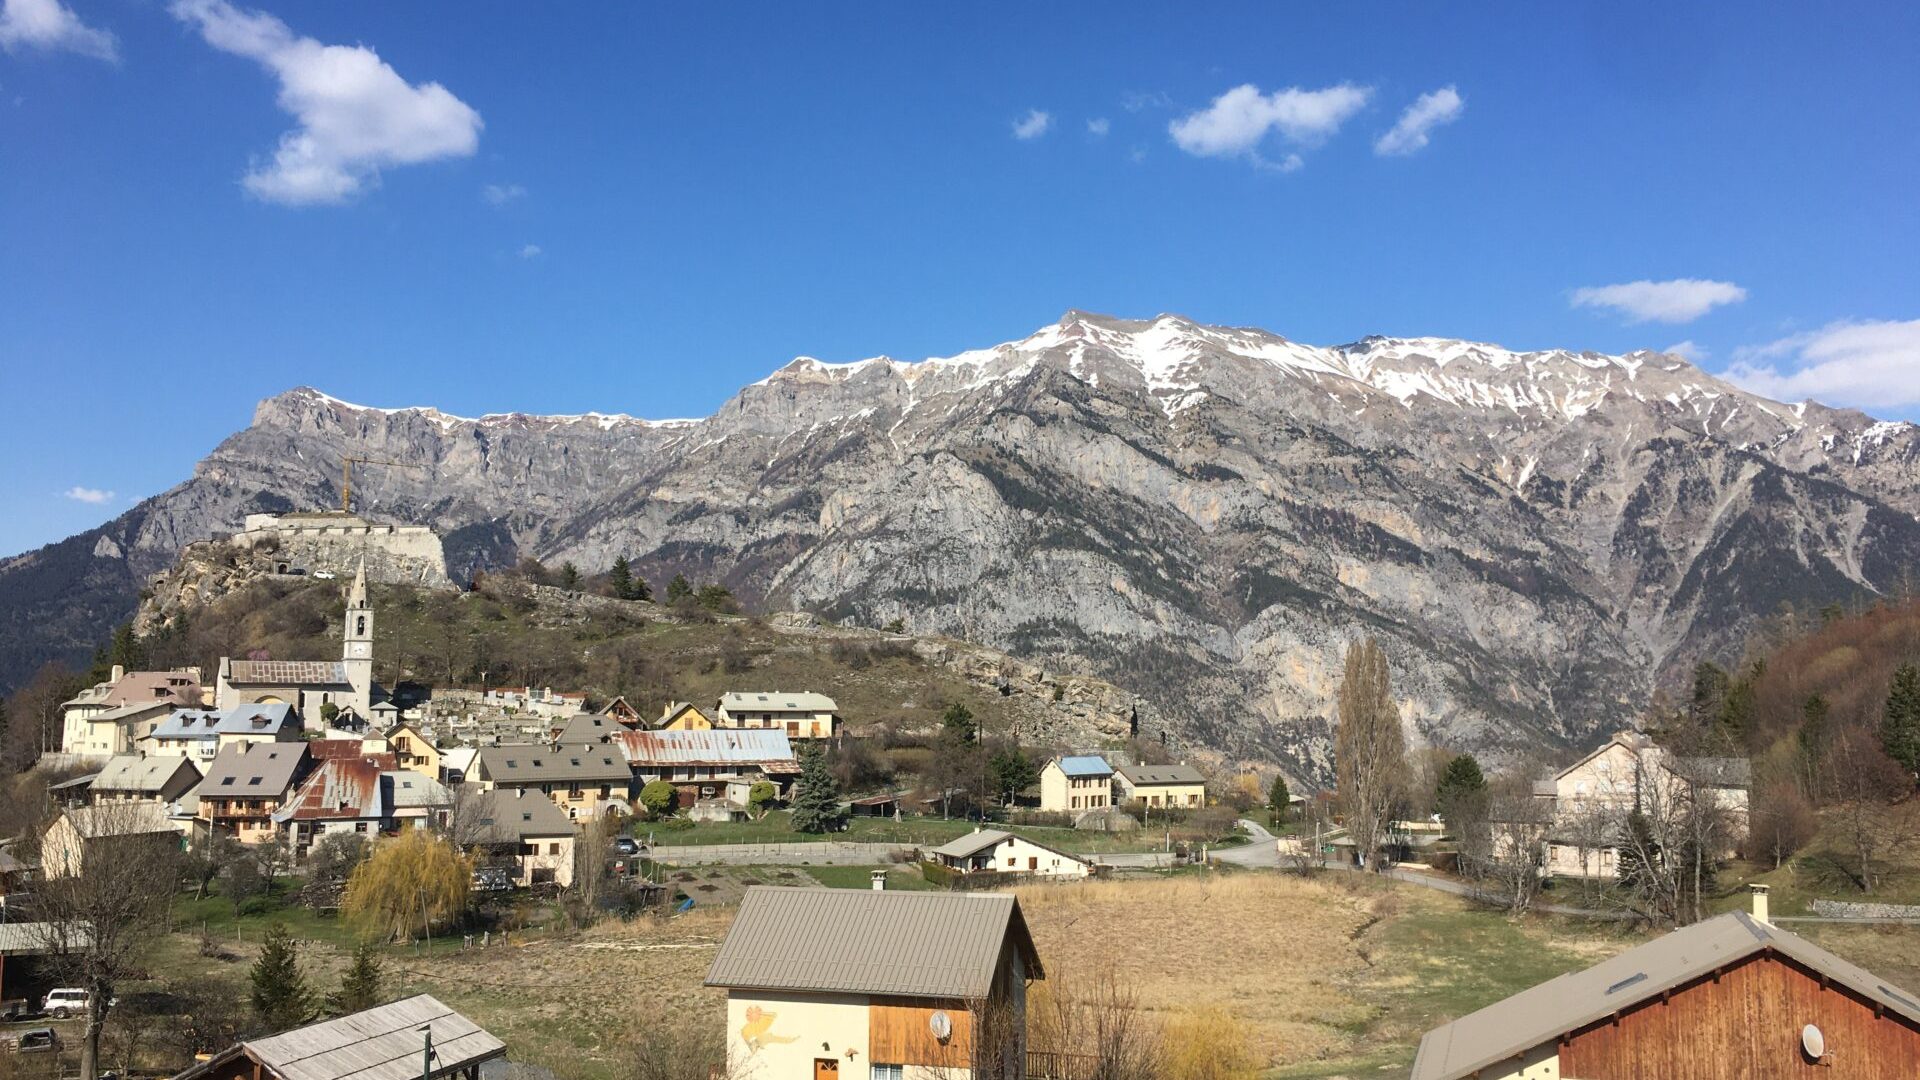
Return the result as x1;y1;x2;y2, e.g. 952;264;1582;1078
341;829;471;943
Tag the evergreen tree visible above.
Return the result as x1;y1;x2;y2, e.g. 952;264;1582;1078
107;623;148;674
1267;775;1291;823
1883;663;1920;779
666;574;693;604
1434;753;1488;827
249;923;315;1032
941;702;977;743
788;744;845;834
695;583;732;611
608;557;635;599
987;744;1040;805
326;942;382;1016
559;562;581;590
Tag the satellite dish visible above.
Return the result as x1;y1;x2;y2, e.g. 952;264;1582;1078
929;1011;953;1042
1802;1023;1826;1060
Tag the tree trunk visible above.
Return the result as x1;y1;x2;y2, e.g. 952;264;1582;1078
80;996;107;1080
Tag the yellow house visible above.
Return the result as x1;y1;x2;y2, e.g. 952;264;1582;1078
471;743;631;820
707;887;1044;1080
1112;763;1206;809
715;691;838;740
1038;756;1113;813
658;701;715;731
384;722;442;780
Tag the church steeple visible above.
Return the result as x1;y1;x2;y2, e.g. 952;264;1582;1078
342;558;374;711
348;557;368;609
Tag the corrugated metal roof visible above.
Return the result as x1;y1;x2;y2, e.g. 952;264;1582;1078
228;660;350;686
1115;763;1203;785
60;802;175;838
92;754;199;793
706;886;1043;998
1410;911;1920;1080
188;994;504;1080
475;744;628;785
274;757;388;823
611;728;799;771
0;922;86;954
1054;755;1112;778
719;691;838;713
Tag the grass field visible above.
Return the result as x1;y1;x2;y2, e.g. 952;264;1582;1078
638;810;1180;854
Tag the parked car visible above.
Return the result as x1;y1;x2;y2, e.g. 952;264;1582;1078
470;867;514;892
8;1028;59;1053
612;836;640;857
41;988;90;1019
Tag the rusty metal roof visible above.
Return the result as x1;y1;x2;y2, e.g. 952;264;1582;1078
273;757;388;823
611;728;799;771
706;886;1043;998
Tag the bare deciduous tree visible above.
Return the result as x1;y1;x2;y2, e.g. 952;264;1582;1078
1027;970;1162;1080
1334;637;1407;870
1465;789;1552;914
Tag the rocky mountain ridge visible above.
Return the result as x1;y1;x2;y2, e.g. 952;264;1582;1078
6;311;1918;776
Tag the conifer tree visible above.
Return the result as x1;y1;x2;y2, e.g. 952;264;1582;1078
1267;774;1291;823
608;557;634;599
1883;663;1920;779
788;744;845;834
941;702;977;743
666;573;693;604
326;942;382;1016
559;562;581;590
249;923;315;1032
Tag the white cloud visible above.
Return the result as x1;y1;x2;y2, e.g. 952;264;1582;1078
481;182;525;206
1721;319;1920;409
1168;83;1372;165
1086;117;1110;138
1374;85;1463;156
0;0;117;61
1569;278;1747;324
62;486;114;504
518;243;542;259
1011;108;1052;140
1121;90;1171;113
170;0;481;206
1664;340;1708;363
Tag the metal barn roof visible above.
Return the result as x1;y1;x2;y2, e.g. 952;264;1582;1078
1410;911;1920;1080
176;994;504;1080
611;728;800;772
706;886;1043;999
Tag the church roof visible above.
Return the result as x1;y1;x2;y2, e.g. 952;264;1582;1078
227;660;350;686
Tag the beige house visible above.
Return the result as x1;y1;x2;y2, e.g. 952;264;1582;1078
461;788;576;887
59;666;203;756
41;803;181;878
470;744;630;820
197;741;310;844
1112;763;1206;810
707;887;1044;1080
61;699;180;758
715;691;838;740
1038;756;1113;813
1538;731;1751;880
931;829;1092;880
141;704;303;764
385;722;442;780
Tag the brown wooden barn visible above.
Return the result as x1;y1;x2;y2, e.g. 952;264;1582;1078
1412;887;1920;1079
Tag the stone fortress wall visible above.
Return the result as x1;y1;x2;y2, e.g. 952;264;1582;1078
233;512;452;587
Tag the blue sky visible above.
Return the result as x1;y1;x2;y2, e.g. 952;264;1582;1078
3;1;1918;556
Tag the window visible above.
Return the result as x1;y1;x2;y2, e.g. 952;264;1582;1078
871;1066;905;1080
548;842;561;855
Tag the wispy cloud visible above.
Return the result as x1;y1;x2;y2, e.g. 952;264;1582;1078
62;485;114;504
481;182;525;207
170;0;482;206
1721;318;1920;409
1570;278;1747;324
1664;340;1708;363
518;243;542;259
1374;85;1463;156
1168;83;1371;169
1011;108;1052;140
1121;90;1171;113
1086;117;1110;138
0;0;117;61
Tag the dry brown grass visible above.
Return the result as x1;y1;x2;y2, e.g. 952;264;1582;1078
1016;874;1384;1066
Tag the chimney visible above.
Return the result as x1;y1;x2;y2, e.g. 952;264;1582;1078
1750;883;1771;926
111;664;125;683
870;870;887;891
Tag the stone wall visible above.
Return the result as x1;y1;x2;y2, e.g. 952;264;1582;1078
1809;899;1920;920
235;514;451;587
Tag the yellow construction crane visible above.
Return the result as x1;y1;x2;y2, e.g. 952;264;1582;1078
340;455;421;514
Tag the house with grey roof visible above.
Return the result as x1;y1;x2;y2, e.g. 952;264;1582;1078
174;994;504;1080
1111;762;1207;810
707;886;1044;1079
58;665;203;757
471;743;629;820
930;828;1092;880
42;802;180;878
89;753;202;806
1412;887;1920;1079
143;703;304;764
196;741;310;844
714;690;839;739
454;788;576;887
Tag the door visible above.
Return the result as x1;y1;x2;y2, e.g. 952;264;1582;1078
813;1058;839;1080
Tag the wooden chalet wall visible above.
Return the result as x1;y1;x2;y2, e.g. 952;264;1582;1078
1560;952;1920;1078
868;997;973;1067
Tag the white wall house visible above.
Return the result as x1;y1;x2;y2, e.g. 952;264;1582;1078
715;691;839;740
930;829;1092;880
1038;756;1113;813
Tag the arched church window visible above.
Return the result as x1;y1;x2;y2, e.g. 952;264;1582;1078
356;616;367;636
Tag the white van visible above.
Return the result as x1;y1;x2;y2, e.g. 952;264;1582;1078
41;989;89;1019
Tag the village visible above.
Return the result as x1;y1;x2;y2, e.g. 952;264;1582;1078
2;529;1918;1080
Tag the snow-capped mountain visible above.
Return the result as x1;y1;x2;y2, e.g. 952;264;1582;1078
7;311;1918;773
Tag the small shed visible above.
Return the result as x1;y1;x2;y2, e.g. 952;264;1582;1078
171;994;505;1080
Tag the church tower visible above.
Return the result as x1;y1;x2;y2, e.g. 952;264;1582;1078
342;558;374;713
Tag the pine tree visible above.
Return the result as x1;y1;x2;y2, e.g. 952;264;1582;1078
559;562;581;590
1434;753;1488;827
666;574;693;604
941;702;977;743
1883;663;1920;779
249;923;315;1032
987;744;1040;805
326;942;382;1016
1267;775;1291;823
788;744;845;834
609;557;634;600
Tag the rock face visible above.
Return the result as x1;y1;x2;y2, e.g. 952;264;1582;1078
6;312;1919;776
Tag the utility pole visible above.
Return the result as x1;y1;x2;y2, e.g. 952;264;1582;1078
418;1024;433;1080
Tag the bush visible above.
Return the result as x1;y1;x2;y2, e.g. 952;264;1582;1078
1162;1006;1260;1080
639;781;678;819
1006;810;1074;829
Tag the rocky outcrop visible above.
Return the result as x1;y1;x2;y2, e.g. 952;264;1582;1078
7;312;1919;779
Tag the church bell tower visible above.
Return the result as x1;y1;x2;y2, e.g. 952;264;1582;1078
342;558;374;712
